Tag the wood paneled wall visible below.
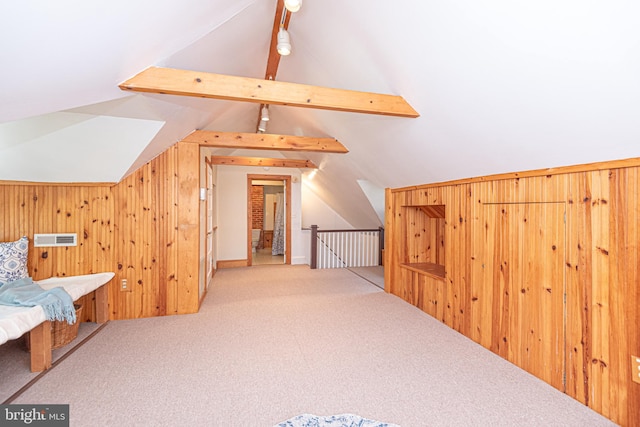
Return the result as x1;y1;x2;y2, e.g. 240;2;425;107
385;159;640;426
1;185;114;322
0;141;201;321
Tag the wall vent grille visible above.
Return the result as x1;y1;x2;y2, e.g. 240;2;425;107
34;233;78;247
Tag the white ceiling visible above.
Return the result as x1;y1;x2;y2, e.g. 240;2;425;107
1;0;639;227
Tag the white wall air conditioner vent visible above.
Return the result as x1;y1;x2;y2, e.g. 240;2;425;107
34;233;78;247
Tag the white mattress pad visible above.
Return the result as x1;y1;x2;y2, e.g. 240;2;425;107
0;272;114;345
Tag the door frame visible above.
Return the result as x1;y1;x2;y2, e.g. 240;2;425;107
247;174;292;266
205;157;216;287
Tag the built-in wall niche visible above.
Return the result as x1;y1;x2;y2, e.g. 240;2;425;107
399;204;445;280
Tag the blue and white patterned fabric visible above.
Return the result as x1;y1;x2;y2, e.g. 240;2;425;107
272;192;285;256
0;236;29;285
274;414;400;427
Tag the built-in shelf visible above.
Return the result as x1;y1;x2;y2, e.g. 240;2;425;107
400;262;445;280
398;204;446;281
402;204;445;218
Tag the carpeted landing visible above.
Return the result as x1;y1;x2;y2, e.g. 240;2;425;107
4;265;616;426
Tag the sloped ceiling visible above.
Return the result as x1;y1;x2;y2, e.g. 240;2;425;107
1;0;639;227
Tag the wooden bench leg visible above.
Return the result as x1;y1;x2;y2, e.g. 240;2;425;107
95;284;109;324
30;321;52;372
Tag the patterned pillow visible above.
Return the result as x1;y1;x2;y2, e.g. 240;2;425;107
0;236;29;285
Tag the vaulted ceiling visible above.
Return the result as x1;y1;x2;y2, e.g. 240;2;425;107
1;0;639;227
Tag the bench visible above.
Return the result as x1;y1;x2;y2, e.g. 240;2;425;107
0;272;114;372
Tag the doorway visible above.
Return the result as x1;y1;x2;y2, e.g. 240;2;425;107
247;174;291;266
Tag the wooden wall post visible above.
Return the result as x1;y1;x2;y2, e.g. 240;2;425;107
310;225;318;269
175;141;201;314
378;226;384;266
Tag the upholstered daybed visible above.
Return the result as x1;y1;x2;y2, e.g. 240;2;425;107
0;272;114;371
0;236;114;372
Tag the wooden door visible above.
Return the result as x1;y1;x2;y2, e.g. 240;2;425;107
487;202;566;391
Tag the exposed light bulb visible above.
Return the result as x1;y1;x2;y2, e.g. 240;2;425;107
258;119;267;133
277;28;291;56
261;106;270;121
284;0;302;12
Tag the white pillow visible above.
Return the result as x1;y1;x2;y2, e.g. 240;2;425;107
0;236;29;285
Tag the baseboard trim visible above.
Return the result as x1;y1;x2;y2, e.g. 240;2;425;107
290;256;308;265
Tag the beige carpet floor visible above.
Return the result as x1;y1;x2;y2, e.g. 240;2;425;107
7;265;615;426
348;266;384;289
1;321;102;403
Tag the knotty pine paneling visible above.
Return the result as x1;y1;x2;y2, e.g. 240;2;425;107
175;141;200;314
0;142;201;322
111;142;199;319
387;160;640;426
0;184;114;322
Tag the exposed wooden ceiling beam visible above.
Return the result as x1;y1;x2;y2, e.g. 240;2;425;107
209;156;317;169
119;67;419;118
264;0;290;81
256;0;291;133
256;0;293;133
182;130;348;153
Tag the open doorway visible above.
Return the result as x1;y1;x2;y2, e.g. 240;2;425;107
247;174;291;266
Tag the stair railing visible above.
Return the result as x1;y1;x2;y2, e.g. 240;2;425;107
310;225;384;269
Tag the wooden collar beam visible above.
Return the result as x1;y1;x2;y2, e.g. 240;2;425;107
119;67;419;118
209;156;317;169
182;130;348;154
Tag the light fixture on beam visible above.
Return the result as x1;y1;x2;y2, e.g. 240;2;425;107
277;6;292;56
284;0;302;13
277;27;291;56
260;105;270;121
258;104;269;133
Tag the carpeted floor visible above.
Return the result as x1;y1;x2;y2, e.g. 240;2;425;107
6;265;615;426
347;266;384;289
0;321;102;403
